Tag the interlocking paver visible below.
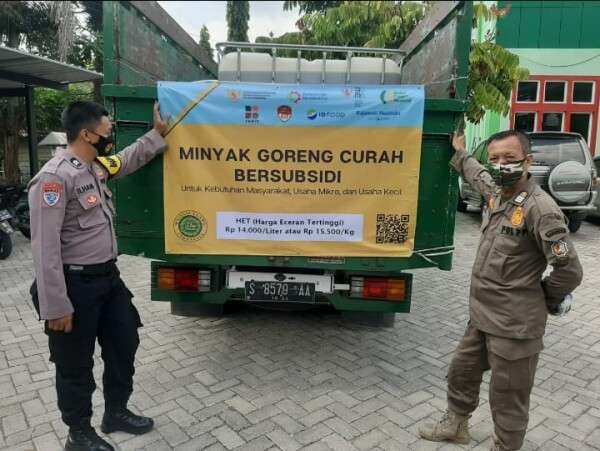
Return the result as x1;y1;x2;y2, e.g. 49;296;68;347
1;215;599;450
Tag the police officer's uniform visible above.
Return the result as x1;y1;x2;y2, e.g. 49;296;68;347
28;129;166;429
446;151;583;450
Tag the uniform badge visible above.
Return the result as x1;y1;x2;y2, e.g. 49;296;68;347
511;206;524;226
69;157;82;168
551;240;569;258
86;194;98;206
42;182;62;206
514;191;528;205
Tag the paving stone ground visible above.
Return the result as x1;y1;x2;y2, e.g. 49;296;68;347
1;212;599;451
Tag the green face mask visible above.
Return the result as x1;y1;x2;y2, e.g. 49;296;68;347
485;159;526;187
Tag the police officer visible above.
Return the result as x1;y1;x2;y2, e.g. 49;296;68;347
28;101;168;451
419;130;583;451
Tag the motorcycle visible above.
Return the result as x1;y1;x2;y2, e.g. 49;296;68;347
0;184;30;258
0;206;14;260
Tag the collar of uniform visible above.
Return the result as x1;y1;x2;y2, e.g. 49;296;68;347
489;176;535;216
62;150;89;169
508;174;536;206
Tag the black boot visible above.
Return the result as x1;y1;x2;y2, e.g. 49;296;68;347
101;407;154;435
64;418;114;451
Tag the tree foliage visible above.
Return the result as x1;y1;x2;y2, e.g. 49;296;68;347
199;24;214;60
279;1;528;124
226;1;250;43
0;1;101;182
467;41;527;124
465;3;526;124
34;84;94;135
283;1;342;14
301;1;428;49
254;32;308;58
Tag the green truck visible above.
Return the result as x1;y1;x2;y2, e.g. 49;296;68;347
102;1;472;326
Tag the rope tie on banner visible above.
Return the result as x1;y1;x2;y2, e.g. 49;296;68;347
164;80;220;137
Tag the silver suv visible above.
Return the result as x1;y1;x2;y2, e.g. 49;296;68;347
457;132;598;232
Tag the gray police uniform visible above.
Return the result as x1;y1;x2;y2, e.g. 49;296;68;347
447;150;583;450
28;129;166;426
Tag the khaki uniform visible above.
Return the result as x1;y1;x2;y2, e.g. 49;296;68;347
448;151;583;450
28;129;166;320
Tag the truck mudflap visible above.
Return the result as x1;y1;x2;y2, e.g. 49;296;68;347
151;261;413;313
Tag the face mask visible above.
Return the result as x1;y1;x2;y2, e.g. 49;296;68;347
485;159;526;187
89;131;115;156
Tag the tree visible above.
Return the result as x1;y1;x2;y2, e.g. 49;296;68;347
226;1;250;43
0;1;59;183
466;4;528;124
199;24;214;60
283;1;342;14
49;1;77;62
255;32;308;57
301;1;428;49
283;1;528;124
34;84;94;136
0;1;99;183
80;1;104;102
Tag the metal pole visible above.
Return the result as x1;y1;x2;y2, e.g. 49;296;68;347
25;86;38;178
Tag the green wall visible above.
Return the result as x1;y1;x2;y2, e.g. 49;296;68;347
497;1;600;49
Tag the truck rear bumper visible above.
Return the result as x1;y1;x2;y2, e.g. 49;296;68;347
151;262;413;313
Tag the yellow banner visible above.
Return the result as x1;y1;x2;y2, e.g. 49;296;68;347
164;124;422;256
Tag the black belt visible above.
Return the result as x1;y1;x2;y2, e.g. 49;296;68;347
64;260;117;276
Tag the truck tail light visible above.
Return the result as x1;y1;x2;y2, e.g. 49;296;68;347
592;177;598;188
350;277;406;301
157;268;211;292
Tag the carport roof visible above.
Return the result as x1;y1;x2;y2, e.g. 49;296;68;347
0;45;102;90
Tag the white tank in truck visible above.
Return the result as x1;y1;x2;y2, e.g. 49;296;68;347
218;51;402;85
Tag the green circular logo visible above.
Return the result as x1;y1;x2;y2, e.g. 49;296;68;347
174;210;207;241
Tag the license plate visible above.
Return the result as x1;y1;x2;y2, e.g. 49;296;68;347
0;210;11;221
245;281;316;303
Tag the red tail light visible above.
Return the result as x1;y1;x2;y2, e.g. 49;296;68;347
174;269;200;291
157;268;211;292
350;277;406;301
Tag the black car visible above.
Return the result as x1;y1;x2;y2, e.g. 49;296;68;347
457;132;598;232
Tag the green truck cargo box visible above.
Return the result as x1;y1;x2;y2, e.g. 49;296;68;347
102;1;472;325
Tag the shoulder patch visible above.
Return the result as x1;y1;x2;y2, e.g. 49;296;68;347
42;182;62;207
551;240;569;258
96;156;122;177
545;227;568;239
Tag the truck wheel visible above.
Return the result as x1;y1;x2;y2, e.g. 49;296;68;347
342;311;396;328
0;233;12;260
568;217;582;233
170;302;224;317
457;197;468;213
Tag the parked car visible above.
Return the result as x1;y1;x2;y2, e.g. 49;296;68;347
457;132;598;232
587;154;600;220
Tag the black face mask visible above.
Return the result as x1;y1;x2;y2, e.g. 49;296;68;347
89;131;115;156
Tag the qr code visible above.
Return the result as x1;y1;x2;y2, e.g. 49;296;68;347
376;214;410;244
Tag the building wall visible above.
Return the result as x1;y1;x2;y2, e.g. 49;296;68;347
496;1;600;50
467;1;600;155
0;140;52;183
